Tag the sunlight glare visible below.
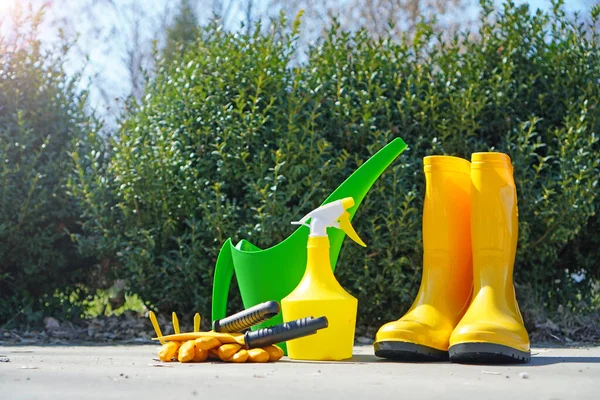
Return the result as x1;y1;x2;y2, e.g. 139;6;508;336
0;0;18;15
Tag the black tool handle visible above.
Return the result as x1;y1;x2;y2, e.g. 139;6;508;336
213;301;281;333
244;316;328;349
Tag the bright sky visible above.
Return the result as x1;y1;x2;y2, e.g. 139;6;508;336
1;0;592;127
0;0;586;37
0;0;571;13
0;0;15;19
0;0;14;12
0;0;33;34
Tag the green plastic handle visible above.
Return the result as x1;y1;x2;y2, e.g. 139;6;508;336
211;238;234;322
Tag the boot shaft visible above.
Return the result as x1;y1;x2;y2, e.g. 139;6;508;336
470;153;518;293
420;156;473;321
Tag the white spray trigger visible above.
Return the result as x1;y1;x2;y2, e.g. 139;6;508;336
291;197;366;247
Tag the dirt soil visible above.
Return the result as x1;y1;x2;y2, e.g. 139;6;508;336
0;313;159;346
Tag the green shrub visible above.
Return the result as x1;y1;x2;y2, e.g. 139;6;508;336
73;0;599;330
0;9;101;325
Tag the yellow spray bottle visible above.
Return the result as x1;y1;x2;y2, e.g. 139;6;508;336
281;197;366;361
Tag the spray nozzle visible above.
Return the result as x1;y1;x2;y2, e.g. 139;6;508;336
292;197;366;247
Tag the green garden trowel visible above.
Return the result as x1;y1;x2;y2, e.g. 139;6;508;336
211;137;407;354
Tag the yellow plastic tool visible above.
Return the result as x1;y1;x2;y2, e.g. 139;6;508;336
194;313;201;332
172;312;180;334
149;301;282;346
150;313;288;363
150;303;328;353
156;331;245;344
449;152;530;363
282;197;366;361
153;316;328;351
148;311;165;345
374;156;473;361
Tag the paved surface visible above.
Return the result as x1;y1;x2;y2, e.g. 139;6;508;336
1;345;599;399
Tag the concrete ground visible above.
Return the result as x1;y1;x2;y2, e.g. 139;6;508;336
1;345;598;400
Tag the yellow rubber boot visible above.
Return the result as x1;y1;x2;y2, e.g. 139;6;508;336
374;156;473;361
448;152;530;364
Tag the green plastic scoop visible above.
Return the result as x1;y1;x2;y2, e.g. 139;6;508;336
211;137;407;354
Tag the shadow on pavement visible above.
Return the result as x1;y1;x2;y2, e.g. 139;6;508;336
281;354;600;366
526;356;600;366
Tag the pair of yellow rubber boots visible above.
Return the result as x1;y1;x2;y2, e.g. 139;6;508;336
374;153;530;364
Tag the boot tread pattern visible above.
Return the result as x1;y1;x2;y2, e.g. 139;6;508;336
374;341;449;362
449;343;530;364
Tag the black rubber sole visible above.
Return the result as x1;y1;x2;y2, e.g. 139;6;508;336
374;341;449;362
449;342;531;364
